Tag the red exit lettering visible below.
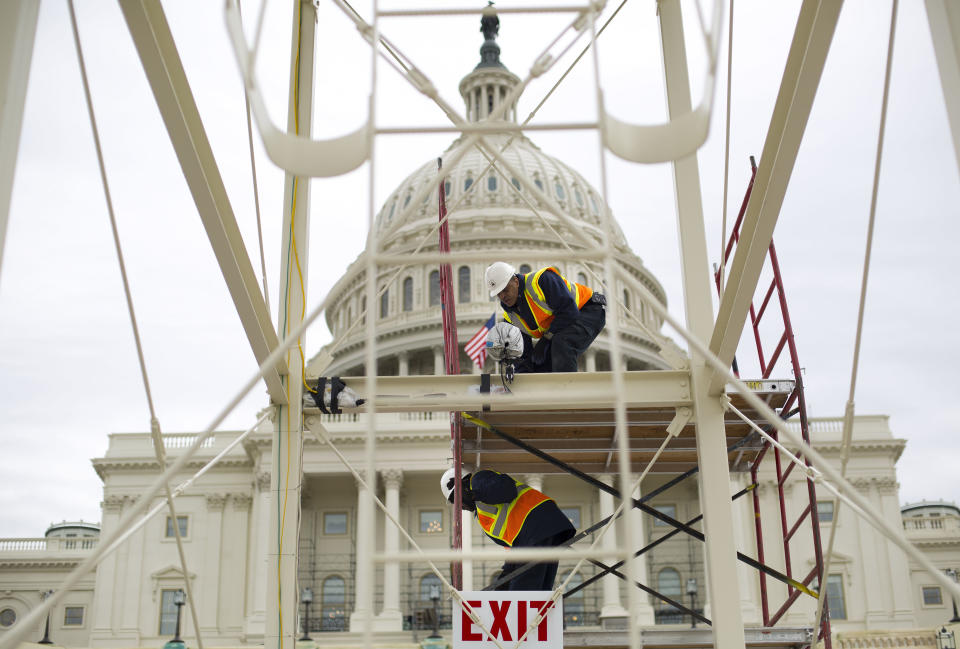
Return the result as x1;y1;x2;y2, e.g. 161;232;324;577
460;599;552;643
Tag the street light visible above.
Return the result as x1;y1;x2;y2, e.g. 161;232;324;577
37;590;54;645
937;627;956;649
686;578;698;629
946;569;960;624
300;587;313;641
163;590;186;649
428;584;442;639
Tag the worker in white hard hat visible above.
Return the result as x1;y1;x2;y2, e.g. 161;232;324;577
441;467;575;591
484;262;605;372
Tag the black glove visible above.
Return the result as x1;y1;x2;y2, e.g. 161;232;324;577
531;339;550;366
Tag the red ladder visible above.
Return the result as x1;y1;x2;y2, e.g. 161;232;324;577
715;157;831;648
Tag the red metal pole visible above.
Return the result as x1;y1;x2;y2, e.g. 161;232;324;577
438;158;463;590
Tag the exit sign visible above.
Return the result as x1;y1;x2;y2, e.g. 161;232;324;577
452;591;563;649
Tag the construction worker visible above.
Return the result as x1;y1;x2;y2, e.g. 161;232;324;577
484;262;605;372
441;467;575;591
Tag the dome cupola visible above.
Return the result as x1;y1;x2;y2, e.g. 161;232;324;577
459;6;521;123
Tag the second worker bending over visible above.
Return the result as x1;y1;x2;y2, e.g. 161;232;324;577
485;263;606;373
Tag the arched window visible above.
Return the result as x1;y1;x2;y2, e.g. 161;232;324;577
554;180;566;200
577;272;587;285
560;572;585;627
403;277;414;312
321;576;347;631
623;289;630;310
487;175;497;191
444;180;452;197
589;193;600;215
380;289;389;319
429;270;440;306
534;176;544;191
361;296;366;325
388;200;396;221
420;573;442;602
464;174;474;192
458;266;471;303
574;188;584;207
656;568;683;624
511;177;521;191
403;192;411;207
519;264;532;275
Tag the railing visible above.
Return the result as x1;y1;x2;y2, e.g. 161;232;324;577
834;630;937;649
163;433;216;449
904;516;960;532
0;537;99;552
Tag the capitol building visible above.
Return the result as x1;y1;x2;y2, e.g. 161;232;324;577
1;14;959;649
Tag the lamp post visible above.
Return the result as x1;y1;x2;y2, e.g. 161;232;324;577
163;590;186;649
946;569;960;624
686;578;698;629
937;627;957;649
38;590;54;645
428;584;441;639
300;587;313;641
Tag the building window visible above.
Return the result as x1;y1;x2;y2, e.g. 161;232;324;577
589;193;599;214
519;264;532;275
324;512;348;535
403;277;414;312
560;507;581;530
561;572;585;626
360;296;366;325
403;193;411;208
458;266;471;303
464;174;474;192
623;289;630;310
577;272;587;285
0;608;16;628
554;181;565;200
825;574;846;620
321;576;347;631
388;200;396;221
487;175;497;191
158;590;180;635
656;568;683;623
429;271;440;306
165;516;188;538
420;573;442;602
652;504;676;526
923;586;943;606
574;188;584;207
534;176;543;191
63;606;84;626
420;510;443;533
511;177;521;191
817;501;834;523
444;179;452;197
380;289;389;319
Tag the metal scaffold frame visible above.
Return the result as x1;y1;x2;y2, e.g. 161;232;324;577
2;2;960;649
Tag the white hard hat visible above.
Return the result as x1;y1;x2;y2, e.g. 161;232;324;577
440;467;457;502
485;262;516;297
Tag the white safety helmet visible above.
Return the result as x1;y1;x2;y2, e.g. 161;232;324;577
485;262;516;297
440;467;457;502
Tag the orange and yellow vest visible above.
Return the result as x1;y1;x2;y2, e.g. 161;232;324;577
472;473;552;546
503;267;593;339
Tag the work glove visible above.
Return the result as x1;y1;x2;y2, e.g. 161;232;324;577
531;339;550;366
461;476;476;511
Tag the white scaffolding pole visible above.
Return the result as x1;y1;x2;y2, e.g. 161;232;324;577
0;0;39;281
658;2;745;648
926;0;960;177
266;2;316;649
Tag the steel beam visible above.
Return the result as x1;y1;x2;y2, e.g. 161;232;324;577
304;370;692;413
707;0;843;395
926;0;960;176
658;1;745;647
118;0;286;404
0;0;39;281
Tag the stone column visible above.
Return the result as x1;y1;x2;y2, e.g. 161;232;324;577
433;346;444;375
878;479;915;626
629;483;656;626
597;476;628;625
90;495;125;641
378;469;404;630
118;495;142;641
244;472;271;642
398;351;409;376
856;480;885;628
350;470;374;631
462;510;475;591
586;350;597;372
202;493;227;634
224;494;252;633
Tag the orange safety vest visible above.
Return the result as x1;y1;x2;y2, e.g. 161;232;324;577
503;267;593;339
473;473;552;546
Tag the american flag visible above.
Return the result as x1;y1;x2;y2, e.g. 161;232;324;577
465;313;496;368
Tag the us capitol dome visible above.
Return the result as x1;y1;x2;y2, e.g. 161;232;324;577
310;12;671;377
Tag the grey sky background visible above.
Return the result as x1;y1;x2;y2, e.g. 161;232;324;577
0;0;957;538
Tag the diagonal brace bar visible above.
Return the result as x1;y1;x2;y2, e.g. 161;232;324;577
118;0;286;404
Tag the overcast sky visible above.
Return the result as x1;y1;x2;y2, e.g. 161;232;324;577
0;0;957;538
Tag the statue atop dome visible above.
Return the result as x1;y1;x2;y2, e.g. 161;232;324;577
477;3;504;69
